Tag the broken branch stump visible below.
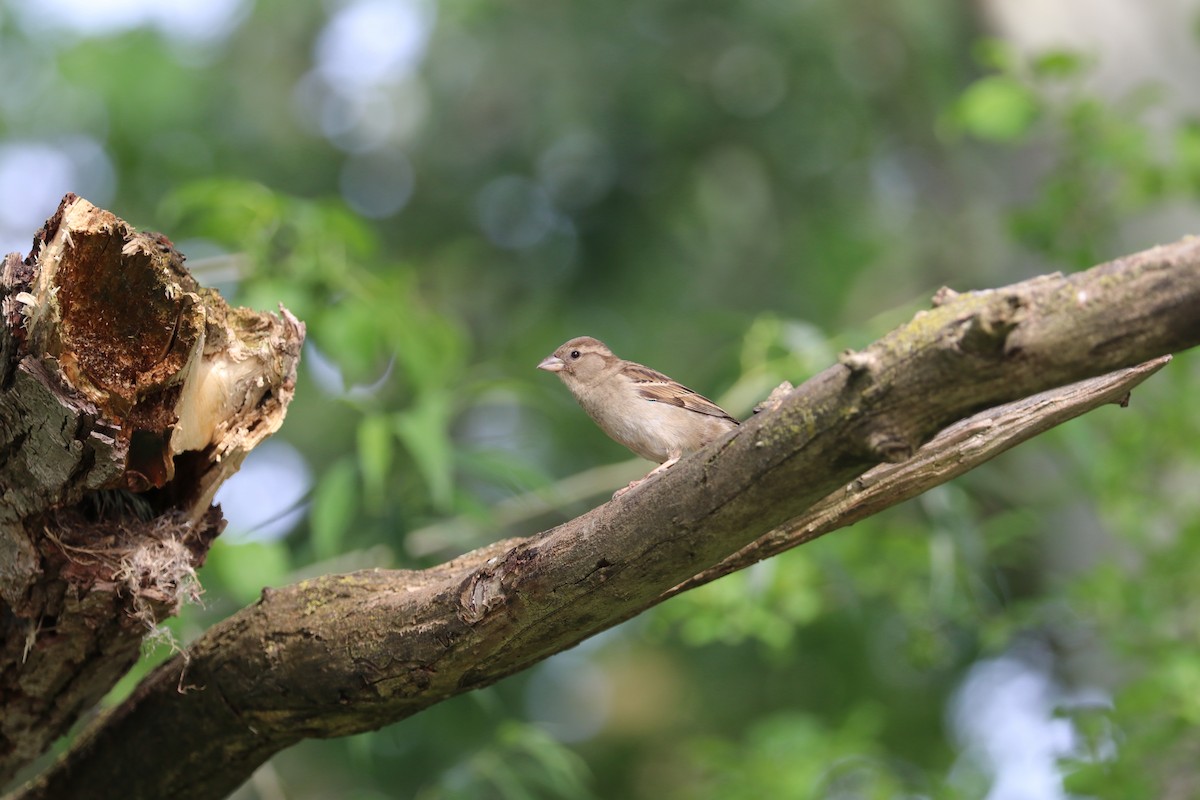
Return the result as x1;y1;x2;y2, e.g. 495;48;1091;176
0;195;303;783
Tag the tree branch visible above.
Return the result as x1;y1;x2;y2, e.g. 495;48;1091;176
10;236;1200;800
666;354;1170;598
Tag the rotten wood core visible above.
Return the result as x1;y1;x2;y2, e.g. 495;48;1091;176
0;195;303;783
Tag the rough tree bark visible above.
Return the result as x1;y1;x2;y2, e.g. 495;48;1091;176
2;199;1198;799
0;197;303;788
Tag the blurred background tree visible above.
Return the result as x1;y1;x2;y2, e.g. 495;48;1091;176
2;1;1199;798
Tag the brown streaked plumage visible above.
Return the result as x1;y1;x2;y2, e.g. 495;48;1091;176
621;362;737;421
537;336;739;497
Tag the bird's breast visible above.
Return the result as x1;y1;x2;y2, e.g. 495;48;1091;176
577;389;734;464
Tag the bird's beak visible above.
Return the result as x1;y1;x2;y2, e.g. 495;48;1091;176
537;355;565;372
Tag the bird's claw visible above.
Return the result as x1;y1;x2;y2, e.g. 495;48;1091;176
612;479;642;499
612;455;681;499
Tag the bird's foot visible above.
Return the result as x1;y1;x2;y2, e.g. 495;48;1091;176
612;480;641;499
611;455;681;499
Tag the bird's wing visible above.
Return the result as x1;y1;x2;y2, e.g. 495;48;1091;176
623;363;739;424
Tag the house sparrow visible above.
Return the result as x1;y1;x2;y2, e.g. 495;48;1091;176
537;336;739;497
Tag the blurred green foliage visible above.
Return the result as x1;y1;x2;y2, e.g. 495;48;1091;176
2;2;1199;799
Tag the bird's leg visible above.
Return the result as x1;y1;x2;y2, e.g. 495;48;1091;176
612;454;681;499
645;454;681;478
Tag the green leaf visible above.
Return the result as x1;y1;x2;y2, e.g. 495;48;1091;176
456;449;549;493
394;395;455;512
1031;50;1088;78
159;179;284;241
235;276;315;320
498;722;594;796
317;305;388;385
1060;761;1111;795
358;414;395;511
381;279;469;393
309;458;358;560
971;38;1016;72
205;540;291;604
952;75;1040;142
1176;120;1200;180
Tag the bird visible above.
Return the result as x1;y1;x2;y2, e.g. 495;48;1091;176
537;336;739;497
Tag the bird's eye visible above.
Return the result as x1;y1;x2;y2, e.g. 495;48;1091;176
570;350;581;359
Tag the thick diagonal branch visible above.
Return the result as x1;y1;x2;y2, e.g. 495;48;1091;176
665;354;1170;598
13;238;1200;800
